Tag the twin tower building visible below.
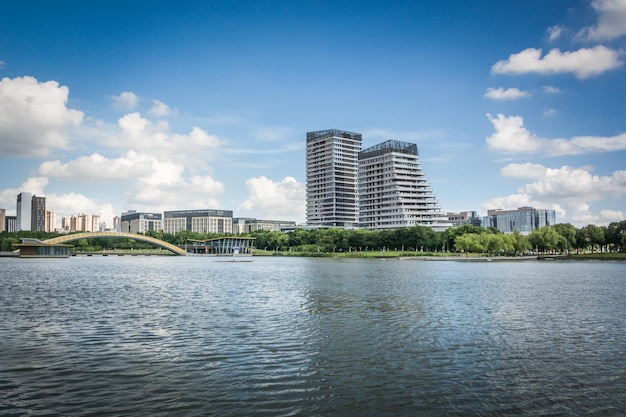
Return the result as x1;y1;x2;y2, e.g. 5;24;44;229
306;129;450;231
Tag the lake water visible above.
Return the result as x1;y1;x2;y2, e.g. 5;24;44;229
1;256;625;416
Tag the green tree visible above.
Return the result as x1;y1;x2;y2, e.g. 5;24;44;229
553;223;577;253
510;230;531;255
454;233;485;254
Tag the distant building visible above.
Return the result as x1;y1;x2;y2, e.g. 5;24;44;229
306;129;362;229
0;208;5;233
233;217;297;233
61;213;101;232
45;210;56;233
120;211;163;234
16;192;32;231
163;209;233;234
31;195;46;232
113;216;121;232
358;140;450;231
447;211;481;227
5;215;17;232
482;206;556;234
15;193;47;232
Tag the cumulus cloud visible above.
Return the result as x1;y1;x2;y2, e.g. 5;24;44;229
485;163;626;226
486;113;626;155
548;25;566;42
112;91;139;109
38;152;152;179
149;99;171;117
36;148;225;213
578;0;626;41
491;46;623;79
109;112;221;152
0;76;84;157
484;87;530;100
239;176;305;222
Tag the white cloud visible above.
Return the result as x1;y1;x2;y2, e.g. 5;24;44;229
148;99;171;117
485;163;626;226
239;176;305;223
500;163;548;179
0;76;84;157
486;113;626;155
46;192;117;228
491;46;623;79
578;0;626;41
483;163;626;227
38;152;152;179
0;177;49;214
112;91;139;109
542;85;561;94
543;108;558;117
548;25;566;42
484;87;530;100
109;112;222;153
0;60;5;69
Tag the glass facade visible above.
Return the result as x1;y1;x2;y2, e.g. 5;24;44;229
482;207;557;234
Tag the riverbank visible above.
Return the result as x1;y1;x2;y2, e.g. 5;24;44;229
252;250;626;261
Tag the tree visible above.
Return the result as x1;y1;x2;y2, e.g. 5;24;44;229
553;223;577;253
510;230;531;255
454;233;485;254
528;226;561;253
605;221;626;252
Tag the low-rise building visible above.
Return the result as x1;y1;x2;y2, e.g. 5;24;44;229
120;211;163;234
163;209;233;234
233;217;297;233
482;206;556;234
447;211;481;227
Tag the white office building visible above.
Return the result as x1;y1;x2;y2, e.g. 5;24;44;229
358;140;450;231
16;192;32;232
306;129;362;228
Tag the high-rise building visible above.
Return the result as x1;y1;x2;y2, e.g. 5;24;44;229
481;206;556;234
31;195;46;232
306;129;362;228
358;140;449;230
16;192;32;231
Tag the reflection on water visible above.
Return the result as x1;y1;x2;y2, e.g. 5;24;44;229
1;256;625;416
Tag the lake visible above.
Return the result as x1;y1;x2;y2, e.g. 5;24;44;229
1;256;625;416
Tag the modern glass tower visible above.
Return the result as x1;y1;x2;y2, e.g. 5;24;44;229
306;129;362;228
358;140;449;230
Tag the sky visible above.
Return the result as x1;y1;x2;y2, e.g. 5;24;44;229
1;0;625;228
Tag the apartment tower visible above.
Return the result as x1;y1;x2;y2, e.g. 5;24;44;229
306;129;362;228
31;195;46;232
358;140;449;230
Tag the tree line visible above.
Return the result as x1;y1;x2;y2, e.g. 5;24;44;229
1;220;624;254
249;221;625;255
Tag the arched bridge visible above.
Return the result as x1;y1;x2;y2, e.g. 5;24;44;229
43;232;187;256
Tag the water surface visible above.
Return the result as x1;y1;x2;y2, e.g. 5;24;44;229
1;256;625;416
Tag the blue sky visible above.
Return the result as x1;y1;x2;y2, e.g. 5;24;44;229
1;0;625;227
